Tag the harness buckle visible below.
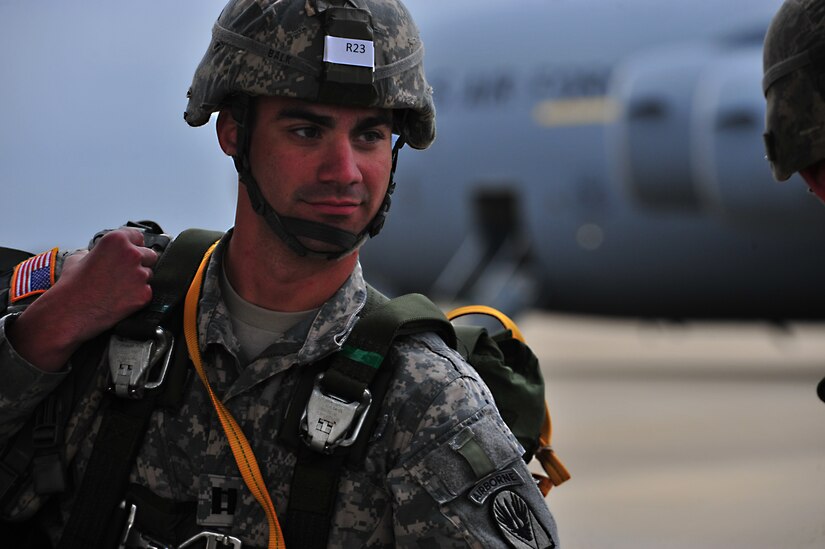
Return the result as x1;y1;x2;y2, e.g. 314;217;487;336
116;501;173;549
300;373;372;454
108;327;174;399
179;532;242;549
117;501;242;549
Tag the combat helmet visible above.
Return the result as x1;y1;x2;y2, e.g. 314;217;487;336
763;0;825;181
184;0;435;258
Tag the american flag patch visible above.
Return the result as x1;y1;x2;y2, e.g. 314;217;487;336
10;248;58;303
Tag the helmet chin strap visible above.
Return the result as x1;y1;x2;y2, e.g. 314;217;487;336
230;95;403;260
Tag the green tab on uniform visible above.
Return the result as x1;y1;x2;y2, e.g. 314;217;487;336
340;345;383;369
451;427;495;478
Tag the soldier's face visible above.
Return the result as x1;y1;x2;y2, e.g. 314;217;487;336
799;158;825;204
222;96;394;249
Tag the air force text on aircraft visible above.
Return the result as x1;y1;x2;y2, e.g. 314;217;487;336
428;66;612;110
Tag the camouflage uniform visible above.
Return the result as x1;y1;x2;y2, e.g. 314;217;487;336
0;234;559;548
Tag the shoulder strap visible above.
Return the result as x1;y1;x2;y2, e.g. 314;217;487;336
58;228;223;549
320;289;454;403
115;229;225;339
284;287;454;549
0;248;33;318
0;247;33;274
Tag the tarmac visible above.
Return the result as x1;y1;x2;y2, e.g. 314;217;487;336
516;312;825;549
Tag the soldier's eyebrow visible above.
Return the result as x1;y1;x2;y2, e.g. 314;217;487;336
354;113;393;133
277;107;334;128
275;108;392;132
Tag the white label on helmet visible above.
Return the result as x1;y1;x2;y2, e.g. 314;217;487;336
323;36;374;69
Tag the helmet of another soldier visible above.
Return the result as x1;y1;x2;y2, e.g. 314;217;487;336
763;0;825;181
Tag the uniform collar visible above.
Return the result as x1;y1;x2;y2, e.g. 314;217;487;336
196;231;368;398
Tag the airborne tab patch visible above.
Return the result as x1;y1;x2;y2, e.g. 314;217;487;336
10;248;57;303
468;467;524;505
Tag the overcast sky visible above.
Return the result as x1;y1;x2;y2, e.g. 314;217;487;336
0;0;470;252
0;0;786;253
0;0;237;250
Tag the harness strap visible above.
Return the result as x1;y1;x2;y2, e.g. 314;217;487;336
321;291;454;401
0;417;34;506
183;242;285;549
281;287;378;549
116;229;224;340
57;397;157;549
283;287;454;549
58;229;223;549
283;447;347;549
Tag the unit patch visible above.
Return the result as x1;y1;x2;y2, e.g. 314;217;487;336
198;474;242;528
492;490;556;549
468;467;524;505
10;248;57;303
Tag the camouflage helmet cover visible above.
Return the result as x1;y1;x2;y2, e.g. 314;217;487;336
184;0;435;150
763;0;825;181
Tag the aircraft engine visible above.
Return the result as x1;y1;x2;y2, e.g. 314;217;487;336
690;48;821;226
606;42;823;226
606;45;712;211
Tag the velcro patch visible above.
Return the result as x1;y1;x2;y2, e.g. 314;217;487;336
468;467;524;505
10;248;57;303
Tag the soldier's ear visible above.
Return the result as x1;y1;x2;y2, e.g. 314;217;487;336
216;109;239;157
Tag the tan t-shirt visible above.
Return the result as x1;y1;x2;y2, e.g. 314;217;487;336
219;261;318;364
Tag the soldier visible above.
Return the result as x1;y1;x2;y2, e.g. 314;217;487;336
763;0;825;403
0;0;560;547
763;0;825;203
